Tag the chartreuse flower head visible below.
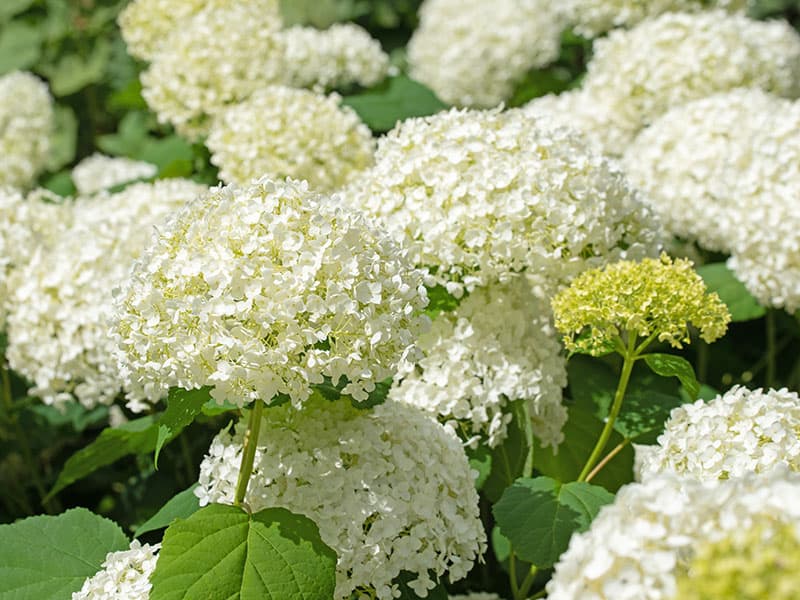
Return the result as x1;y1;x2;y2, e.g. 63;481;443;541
674;520;800;600
552;253;730;357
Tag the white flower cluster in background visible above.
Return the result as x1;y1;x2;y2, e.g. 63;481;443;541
562;0;750;38
346;108;660;294
546;468;800;599
207;86;374;191
0;188;71;329
6;179;207;410
0;71;54;189
623;89;791;251
72;154;157;196
140;1;286;140
118;0;227;61
407;0;565;107
196;397;486;599
72;541;159;600
390;278;567;449
282;23;390;91
637;386;800;481
558;11;800;155
113;178;428;409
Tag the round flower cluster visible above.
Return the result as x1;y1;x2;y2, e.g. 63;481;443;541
623;89;794;251
575;11;800;155
638;387;800;481
552;254;730;355
0;71;53;189
72;541;159;600
71;154;157;196
118;0;233;61
207;86;375;191
7;179;207;410
562;0;750;38
390;278;567;449
0;188;71;329
196;396;486;599
140;1;286;140
346;108;660;294
546;469;800;599
281;23;390;91
407;0;565;107
113;178;429;409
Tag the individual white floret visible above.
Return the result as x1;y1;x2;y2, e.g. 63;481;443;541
7;179;207;410
281;23;390;91
0;71;53;189
112;178;429;409
0;187;71;329
140;1;286;140
72;154;157;196
72;541;159;600
637;386;800;481
207;86;374;191
576;11;800;155
196;396;486;599
390;278;567;449
118;0;248;61
547;468;800;599
562;0;751;38
345;107;660;295
407;0;566;107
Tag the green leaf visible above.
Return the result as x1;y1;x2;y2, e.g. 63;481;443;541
29;402;108;433
0;508;129;599
343;75;447;132
0;22;42;74
150;504;337;600
568;355;685;443
467;445;492;491
697;262;766;322
40;38;112;96
534;402;634;493
0;0;34;21
643;353;700;401
424;284;463;319
483;399;533;503
46;104;77;171
393;571;448;599
136;485;201;537
493;476;614;568
47;415;158;500
310;376;391;409
154;387;212;466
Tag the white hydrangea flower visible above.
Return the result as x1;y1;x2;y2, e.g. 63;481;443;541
407;0;566;107
547;468;800;599
140;1;286;140
562;0;751;38
196;397;486;599
72;540;159;600
118;0;243;61
0;187;71;329
636;386;800;482
113;178;429;409
622;89;794;251
7;179;207;410
345;108;660;294
207;86;375;191
390;278;567;449
0;71;53;189
281;23;390;91
575;11;800;155
72;154;157;196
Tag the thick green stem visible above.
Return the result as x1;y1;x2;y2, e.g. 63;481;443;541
578;335;637;482
766;310;777;388
234;401;264;507
509;549;520;600
518;564;538;599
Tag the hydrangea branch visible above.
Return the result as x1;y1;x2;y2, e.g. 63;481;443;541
234;401;264;507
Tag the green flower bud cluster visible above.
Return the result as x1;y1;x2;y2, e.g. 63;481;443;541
552;253;730;356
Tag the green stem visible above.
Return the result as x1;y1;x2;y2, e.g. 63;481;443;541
578;335;637;482
234;401;264;507
766;309;777;388
518;564;538;599
585;439;630;483
509;549;520;600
